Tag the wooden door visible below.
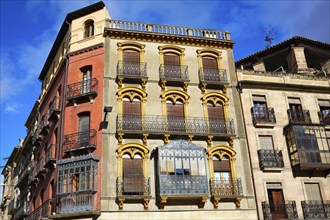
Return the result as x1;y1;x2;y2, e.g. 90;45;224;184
208;103;226;133
166;101;185;132
268;189;288;219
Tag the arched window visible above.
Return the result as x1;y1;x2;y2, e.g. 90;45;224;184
161;90;189;132
164;52;181;79
202;92;229;134
116;143;150;209
202;56;220;81
84;20;94;38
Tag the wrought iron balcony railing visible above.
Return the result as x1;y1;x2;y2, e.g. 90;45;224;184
48;96;61;121
262;200;298;220
45;144;57;167
159;64;189;81
108;19;231;40
57;190;96;214
27;199;52;220
116;115;235;136
40;114;50;135
209;178;243;197
36;157;45;179
63;129;97;153
158;175;208;195
66;78;98;101
8;199;16;215
199;67;228;83
117;61;147;78
251;107;276;125
14;200;29;220
17;160;33;187
318;110;330;125
287;109;312;124
116;177;151;197
32;126;41;146
302;200;330;219
257;149;284;170
28;168;36;186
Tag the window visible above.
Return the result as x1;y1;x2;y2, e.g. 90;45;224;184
318;100;330;125
164;52;181;79
305;183;322;200
78;113;90;147
259;136;274;150
122;49;141;76
123;97;141;130
81;67;92;94
84;20;94;38
202;56;220;81
252;95;268;121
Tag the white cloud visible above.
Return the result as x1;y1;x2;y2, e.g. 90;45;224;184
4;102;22;113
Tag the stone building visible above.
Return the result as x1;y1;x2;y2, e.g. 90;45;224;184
2;1;259;219
235;36;330;219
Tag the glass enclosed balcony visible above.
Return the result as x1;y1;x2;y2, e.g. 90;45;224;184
63;129;97;154
156;140;208;209
285;125;330;176
257;149;284;171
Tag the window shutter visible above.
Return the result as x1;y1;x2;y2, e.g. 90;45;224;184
123;158;144;193
79;114;90;132
164;53;180;66
259;136;274;150
166;102;184;117
123;50;140;63
213;159;231;172
202;56;218;69
207;104;224;119
123;100;141;115
305;183;322;200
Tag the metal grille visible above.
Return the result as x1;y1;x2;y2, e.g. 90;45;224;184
319;110;330;125
116;177;151;196
63;129;97;152
66;78;98;100
302;200;330;219
251;107;276;124
199;68;227;83
287;109;312;124
159;64;189;81
258;149;284;169
262;201;298;220
117;61;147;77
209;178;243;196
116;115;235;135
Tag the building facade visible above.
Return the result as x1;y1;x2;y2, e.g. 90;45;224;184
235;36;330;220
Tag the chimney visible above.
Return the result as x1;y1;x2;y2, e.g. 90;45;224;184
252;61;266;72
286;46;308;73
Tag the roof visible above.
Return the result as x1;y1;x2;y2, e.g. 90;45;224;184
38;1;106;81
235;36;330;66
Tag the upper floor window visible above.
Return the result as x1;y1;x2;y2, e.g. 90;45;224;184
81;66;92;93
259;135;274;150
84;20;94;38
318;99;330;125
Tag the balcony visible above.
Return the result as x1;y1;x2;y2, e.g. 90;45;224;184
63;129;97;154
159;64;189;91
57;190;96;214
32;126;41;146
16;160;33;188
262;200;298;220
66;78;98;104
209;178;243;208
287;109;312;124
108;20;231;40
36;158;46;179
319;110;330;125
257;149;284;171
27;199;52;220
48;96;61;121
301;200;330;219
116;61;148;89
45;144;57;168
40;114;50;135
14;201;29;220
116;177;151;209
28;168;37;187
116;115;235;139
199;68;228;93
8;199;16;215
251;107;276;127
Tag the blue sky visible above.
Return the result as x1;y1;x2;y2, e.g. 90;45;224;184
0;0;329;168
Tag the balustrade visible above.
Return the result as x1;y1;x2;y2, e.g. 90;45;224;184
108;19;230;40
258;149;284;170
117;61;147;77
63;129;97;153
251;107;276;125
67;78;98;101
209;178;243;197
116;177;151;196
287;109;312;124
159;64;189;81
199;68;228;83
302;200;330;219
262;200;298;220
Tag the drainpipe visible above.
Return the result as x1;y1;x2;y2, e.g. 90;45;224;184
236;81;260;220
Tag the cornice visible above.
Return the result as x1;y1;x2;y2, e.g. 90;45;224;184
104;28;234;49
68;43;104;57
